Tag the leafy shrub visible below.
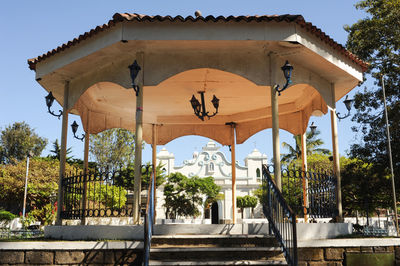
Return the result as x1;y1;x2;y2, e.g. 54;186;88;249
29;203;57;226
20;212;36;229
0;210;16;222
0;158;79;213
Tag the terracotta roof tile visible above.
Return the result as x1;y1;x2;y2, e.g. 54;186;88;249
27;13;368;71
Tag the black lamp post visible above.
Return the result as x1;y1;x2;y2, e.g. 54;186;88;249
71;121;85;141
45;91;63;119
275;60;294;96
336;95;354;121
190;91;219;121
128;60;141;96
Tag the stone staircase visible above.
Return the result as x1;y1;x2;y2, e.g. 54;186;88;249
148;234;287;265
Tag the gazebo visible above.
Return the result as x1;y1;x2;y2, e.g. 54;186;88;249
28;12;366;226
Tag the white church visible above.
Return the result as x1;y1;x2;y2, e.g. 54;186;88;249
155;140;268;223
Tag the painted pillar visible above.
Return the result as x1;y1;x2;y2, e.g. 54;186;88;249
271;86;281;190
152;124;157;223
330;109;343;220
301;132;309;222
81;111;90;225
56;81;69;225
133;52;144;224
230;124;237;224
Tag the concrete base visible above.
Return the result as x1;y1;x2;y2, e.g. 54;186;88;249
45;225;144;240
296;223;352;240
44;223;352;241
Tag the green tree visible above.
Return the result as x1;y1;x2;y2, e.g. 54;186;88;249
163;172;195;218
287;153;333;173
48;139;74;162
237;195;258;219
141;162;167;189
163;173;221;219
201;176;224;212
89;128;137;171
341;158;391;216
0;157;77;214
0;122;47;164
114;162;167;191
281;129;329;165
345;0;400;197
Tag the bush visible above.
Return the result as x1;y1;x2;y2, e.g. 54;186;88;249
0;157;79;213
29;203;56;226
0;210;16;222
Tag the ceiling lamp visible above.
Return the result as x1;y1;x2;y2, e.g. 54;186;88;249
190;91;219;121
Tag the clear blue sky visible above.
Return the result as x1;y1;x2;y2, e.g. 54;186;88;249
0;0;369;166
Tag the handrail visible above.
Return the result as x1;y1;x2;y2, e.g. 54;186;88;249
262;164;298;266
143;170;155;266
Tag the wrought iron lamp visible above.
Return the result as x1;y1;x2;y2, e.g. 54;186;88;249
309;122;317;135
45;91;63;119
336;95;354;121
128;60;141;96
71;121;85;141
190;91;219;121
275;60;294;96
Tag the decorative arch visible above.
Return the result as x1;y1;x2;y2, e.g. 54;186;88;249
235;84;328;143
72;81;136;134
143;51;269;87
157;126;232;146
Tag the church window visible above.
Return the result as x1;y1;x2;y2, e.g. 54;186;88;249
256;168;260;178
209;162;214;172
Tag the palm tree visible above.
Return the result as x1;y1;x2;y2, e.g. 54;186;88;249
48;139;73;162
281;129;329;164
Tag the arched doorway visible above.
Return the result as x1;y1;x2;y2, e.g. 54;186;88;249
211;201;219;224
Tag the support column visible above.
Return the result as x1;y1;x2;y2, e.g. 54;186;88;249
330;109;343;220
301;132;309;222
56;82;69;225
133;52;144;224
271;86;281;190
230;124;237;224
81;111;90;225
152;124;157;223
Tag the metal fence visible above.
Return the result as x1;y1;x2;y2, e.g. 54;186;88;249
265;165;337;219
262;165;298;266
61;169;134;220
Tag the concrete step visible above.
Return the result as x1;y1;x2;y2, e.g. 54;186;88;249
151;235;279;248
149;247;285;261
148;234;286;265
149;259;287;265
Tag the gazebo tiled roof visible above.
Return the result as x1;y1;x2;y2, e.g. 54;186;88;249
27;13;368;71
27;11;367;146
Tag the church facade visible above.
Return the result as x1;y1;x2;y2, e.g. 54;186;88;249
156;141;267;223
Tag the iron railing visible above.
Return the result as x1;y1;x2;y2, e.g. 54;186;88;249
262;164;298;266
280;167;336;218
61;169;133;219
143;170;155;266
